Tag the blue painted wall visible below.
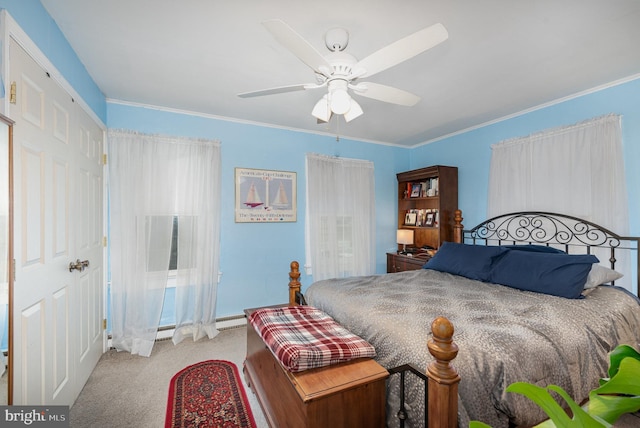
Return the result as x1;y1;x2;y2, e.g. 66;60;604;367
5;2;640;317
107;103;407;315
410;78;640;234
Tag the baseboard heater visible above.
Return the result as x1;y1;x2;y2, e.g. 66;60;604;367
107;313;248;346
155;313;247;341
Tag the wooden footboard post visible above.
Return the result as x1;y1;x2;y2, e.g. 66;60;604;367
453;209;463;244
426;317;460;428
288;261;301;305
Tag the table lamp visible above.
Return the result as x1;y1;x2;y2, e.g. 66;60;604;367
397;229;414;254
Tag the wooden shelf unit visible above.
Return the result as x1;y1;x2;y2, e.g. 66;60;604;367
397;165;458;251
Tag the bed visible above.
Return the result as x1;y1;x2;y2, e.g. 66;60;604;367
289;211;640;428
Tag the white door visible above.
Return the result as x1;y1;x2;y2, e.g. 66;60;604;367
9;39;104;405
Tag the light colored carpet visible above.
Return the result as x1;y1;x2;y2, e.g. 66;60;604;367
70;326;268;428
67;325;640;428
0;369;6;404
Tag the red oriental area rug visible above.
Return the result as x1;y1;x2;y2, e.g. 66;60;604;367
165;360;257;428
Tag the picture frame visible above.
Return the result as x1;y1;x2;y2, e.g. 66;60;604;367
404;212;417;226
235;167;297;223
410;183;422;198
425;212;434;226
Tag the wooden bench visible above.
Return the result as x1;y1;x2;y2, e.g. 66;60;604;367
243;305;389;428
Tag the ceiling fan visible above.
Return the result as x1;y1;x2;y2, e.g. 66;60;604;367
238;19;448;123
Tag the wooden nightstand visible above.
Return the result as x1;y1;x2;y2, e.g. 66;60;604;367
387;252;430;273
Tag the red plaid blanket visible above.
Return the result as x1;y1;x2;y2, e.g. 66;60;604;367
248;305;376;372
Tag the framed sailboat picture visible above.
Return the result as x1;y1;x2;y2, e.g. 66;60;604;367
235;168;297;222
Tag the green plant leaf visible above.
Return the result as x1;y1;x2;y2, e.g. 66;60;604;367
588;395;640;424
547;385;610;428
468;421;493;428
506;383;572;426
593;358;640;396
606;345;640;378
589;351;640;424
471;345;640;428
533;419;556;428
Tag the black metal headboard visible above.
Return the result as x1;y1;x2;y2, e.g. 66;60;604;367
462;211;640;294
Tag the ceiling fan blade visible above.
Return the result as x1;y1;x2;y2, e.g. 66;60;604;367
238;84;310;98
355;23;448;78
352;82;421;106
262;19;333;76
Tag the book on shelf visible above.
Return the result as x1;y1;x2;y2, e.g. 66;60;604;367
421;181;428;198
422;177;438;197
403;178;439;198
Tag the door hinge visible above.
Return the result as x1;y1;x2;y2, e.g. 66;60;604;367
102;319;107;330
10;82;16;104
102;153;107;165
103;236;107;247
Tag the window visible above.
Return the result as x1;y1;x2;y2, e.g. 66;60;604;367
487;114;631;290
169;217;178;271
145;215;196;272
318;215;354;274
305;153;375;280
107;130;221;355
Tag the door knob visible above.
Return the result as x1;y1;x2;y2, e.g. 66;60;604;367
69;259;90;272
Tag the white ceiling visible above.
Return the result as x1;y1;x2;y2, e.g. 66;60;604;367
40;0;640;147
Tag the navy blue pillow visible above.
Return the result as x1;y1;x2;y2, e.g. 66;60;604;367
423;242;507;281
489;250;598;299
502;244;565;254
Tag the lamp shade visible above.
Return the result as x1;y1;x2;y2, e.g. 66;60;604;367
311;95;331;122
397;229;414;245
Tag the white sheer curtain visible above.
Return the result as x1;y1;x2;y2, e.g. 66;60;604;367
108;130;221;357
305;153;375;281
487;114;630;289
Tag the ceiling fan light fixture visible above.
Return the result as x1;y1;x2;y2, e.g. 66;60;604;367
242;20;449;127
329;88;352;115
344;99;363;122
312;95;331;122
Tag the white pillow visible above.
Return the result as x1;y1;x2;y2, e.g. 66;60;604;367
583;264;623;289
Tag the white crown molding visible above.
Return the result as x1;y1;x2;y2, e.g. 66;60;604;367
107;97;403;148
415;73;640;148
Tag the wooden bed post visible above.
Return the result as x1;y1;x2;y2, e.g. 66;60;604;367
453;209;463;244
288;261;301;305
427;317;460;428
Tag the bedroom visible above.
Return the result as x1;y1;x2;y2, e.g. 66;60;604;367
0;0;639;424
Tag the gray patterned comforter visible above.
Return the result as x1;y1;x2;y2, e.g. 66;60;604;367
305;269;640;428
